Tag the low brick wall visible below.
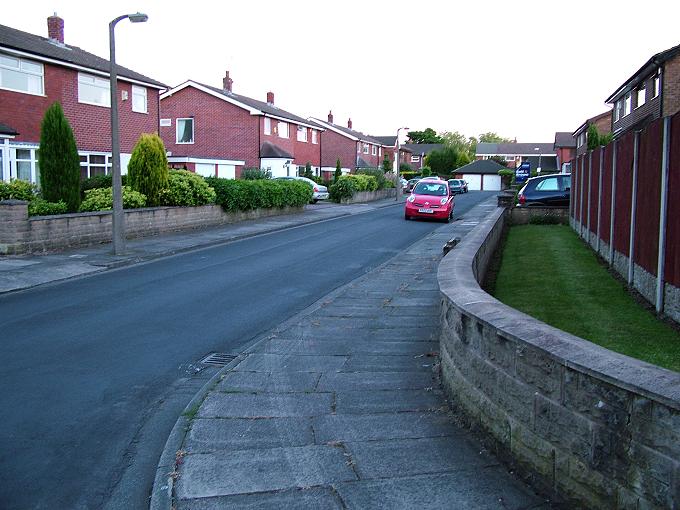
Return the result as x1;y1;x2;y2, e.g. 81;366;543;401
341;188;396;204
0;201;303;254
437;207;680;509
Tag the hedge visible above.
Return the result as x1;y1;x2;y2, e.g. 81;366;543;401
160;170;216;206
79;186;147;212
205;177;312;212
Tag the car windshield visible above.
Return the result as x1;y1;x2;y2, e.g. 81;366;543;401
449;180;461;186
414;182;448;196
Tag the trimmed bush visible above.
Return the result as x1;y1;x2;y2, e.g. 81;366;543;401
160;170;216;206
79;186;147;212
205;177;312;212
28;198;67;216
80;174;128;195
127;133;168;206
330;178;356;202
334;158;342;182
38;101;81;211
340;174;378;192
240;168;272;180
0;179;37;201
356;168;389;190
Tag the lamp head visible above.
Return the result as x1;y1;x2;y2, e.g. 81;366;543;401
128;12;148;23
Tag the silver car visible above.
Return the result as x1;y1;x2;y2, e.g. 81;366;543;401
274;176;329;203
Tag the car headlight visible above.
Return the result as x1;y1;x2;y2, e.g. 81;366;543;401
440;197;448;205
407;195;416;203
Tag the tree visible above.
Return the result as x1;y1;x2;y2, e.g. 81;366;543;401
381;154;392;173
586;124;613;150
127;133;169;206
440;131;476;159
478;132;513;143
425;146;471;175
304;162;314;179
38;102;81;212
407;128;443;144
334;158;342;182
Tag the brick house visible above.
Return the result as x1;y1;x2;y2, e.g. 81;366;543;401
402;143;444;171
475;142;557;173
309;112;384;177
606;42;680;137
553;132;576;172
159;73;323;179
572;110;612;157
372;135;413;170
0;15;165;183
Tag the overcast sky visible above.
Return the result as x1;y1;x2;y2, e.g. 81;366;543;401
5;0;680;143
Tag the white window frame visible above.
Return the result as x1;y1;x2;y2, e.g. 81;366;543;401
0;53;44;96
264;117;271;135
363;143;369;154
176;118;194;144
410;155;420;163
79;152;112;179
78;72;111;107
624;92;631;116
371;145;377;156
311;130;318;144
9;146;40;183
131;85;147;113
614;99;622;122
357;142;360;153
278;121;289;139
297;125;307;142
636;86;645;108
653;72;660;98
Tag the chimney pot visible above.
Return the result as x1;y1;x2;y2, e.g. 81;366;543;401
47;14;64;44
328;110;334;124
223;71;233;92
347;118;352;129
267;91;274;104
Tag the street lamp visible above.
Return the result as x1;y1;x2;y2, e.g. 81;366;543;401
395;126;409;201
109;12;148;255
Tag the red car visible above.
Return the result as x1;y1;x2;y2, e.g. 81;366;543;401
404;178;454;222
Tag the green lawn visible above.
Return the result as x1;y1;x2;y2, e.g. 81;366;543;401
492;224;680;372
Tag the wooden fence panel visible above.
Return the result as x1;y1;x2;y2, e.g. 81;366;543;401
613;131;635;256
664;111;680;287
600;145;613;244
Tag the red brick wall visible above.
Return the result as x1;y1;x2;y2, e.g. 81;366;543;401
320;129;356;170
663;55;680;117
0;63;159;153
160;87;260;168
292;126;321;167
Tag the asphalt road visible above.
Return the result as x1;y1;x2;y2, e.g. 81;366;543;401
0;191;495;509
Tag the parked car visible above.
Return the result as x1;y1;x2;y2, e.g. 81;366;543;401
404;178;421;194
447;179;465;194
461;180;469;193
404;178;454;222
517;174;571;207
274;176;329;203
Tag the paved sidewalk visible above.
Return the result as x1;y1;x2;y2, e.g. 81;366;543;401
0;199;399;294
155;199;550;509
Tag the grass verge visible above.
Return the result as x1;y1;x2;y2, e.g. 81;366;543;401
492;224;680;372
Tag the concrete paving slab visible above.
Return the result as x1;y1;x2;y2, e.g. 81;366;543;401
313;413;456;443
184;417;314;451
176;486;343;510
317;371;435;392
175;446;357;499
252;338;438;357
270;326;439;343
335;389;444;414
234;353;348;372
198;392;333;418
334;471;547;510
342;354;436;372
216;371;321;392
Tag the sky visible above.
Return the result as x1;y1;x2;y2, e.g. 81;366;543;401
4;0;680;143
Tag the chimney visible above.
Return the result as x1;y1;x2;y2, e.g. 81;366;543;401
47;13;64;44
328;110;334;124
347;118;352;129
222;71;233;92
266;91;274;104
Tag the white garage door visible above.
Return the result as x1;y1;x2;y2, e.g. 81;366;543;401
463;174;482;190
217;164;235;179
195;163;216;177
482;174;501;191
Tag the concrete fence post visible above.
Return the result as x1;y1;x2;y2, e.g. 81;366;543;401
656;116;671;313
596;146;604;253
586;151;592;240
0;200;30;254
609;140;617;266
628;131;640;285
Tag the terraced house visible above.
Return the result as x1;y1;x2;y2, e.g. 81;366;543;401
159;72;323;179
0;15;165;183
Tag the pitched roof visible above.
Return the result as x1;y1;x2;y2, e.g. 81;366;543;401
456;159;506;175
260;141;293;159
372;136;397;146
553;132;576;149
310;118;383;144
475;142;555;156
0;122;19;136
0;23;166;89
572;110;612;137
606;42;680;104
403;143;444;156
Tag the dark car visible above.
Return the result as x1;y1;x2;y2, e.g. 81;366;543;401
517;174;571;207
404;178;420;193
447;179;465;194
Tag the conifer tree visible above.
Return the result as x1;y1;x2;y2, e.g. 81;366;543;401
334;158;342;182
127;133;169;206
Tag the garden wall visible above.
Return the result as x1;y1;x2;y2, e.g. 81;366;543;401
570;111;680;321
438;206;680;509
340;188;396;204
0;200;302;254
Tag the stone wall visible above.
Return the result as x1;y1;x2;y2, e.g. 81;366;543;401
341;188;396;204
0;201;302;254
437;207;680;509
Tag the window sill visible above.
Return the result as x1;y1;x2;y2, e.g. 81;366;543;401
132;109;149;115
0;86;46;97
176;141;194;145
79;100;111;108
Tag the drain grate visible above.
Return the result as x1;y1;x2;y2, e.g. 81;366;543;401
200;352;237;366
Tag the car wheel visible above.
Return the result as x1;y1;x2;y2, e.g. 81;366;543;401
404;213;410;220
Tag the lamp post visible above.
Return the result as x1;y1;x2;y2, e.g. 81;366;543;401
110;12;148;255
395;126;409;201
